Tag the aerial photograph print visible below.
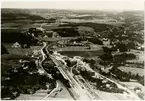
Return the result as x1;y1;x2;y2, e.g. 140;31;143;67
1;0;145;100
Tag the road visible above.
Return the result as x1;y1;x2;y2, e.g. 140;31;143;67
39;42;60;100
40;42;76;100
39;42;53;79
41;81;59;100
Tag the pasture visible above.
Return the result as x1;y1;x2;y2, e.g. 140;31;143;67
118;66;144;76
3;43;42;56
58;46;104;57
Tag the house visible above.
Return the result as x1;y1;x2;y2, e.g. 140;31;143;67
52;32;59;38
36;27;45;33
11;42;21;48
43;35;48;38
22;44;30;48
28;28;39;37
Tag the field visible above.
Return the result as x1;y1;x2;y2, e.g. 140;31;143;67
95;90;130;100
15;89;48;100
125;50;144;63
118;66;144;76
59;22;114;33
120;81;145;91
38;37;77;42
119;82;145;100
1;22;41;30
61;18;124;26
3;43;42;55
48;81;74;100
57;46;104;57
41;23;59;30
16;81;74;100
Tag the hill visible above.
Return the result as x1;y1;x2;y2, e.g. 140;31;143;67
1;9;46;21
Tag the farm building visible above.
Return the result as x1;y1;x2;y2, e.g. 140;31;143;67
11;42;21;48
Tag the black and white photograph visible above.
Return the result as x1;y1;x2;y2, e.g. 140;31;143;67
1;0;144;100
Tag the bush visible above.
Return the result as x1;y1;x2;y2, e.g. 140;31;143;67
116;43;127;52
87;37;103;45
114;53;136;62
99;53;113;61
53;28;80;37
102;47;112;54
1;44;9;55
83;58;95;66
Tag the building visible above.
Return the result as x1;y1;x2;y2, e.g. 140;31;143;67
11;42;21;48
52;32;59;38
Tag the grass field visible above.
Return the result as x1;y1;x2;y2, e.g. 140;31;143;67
1;22;41;30
15;81;74;100
125;49;144;63
120;81;145;91
57;45;104;57
3;43;42;55
61;18;124;26
58;47;104;58
119;82;145;100
38;37;77;42
118;66;144;76
58;45;103;51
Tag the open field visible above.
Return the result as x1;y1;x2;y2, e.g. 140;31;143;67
95;90;129;100
57;45;104;57
120;82;145;91
125;50;144;63
118;66;144;76
61;18;124;26
15;89;48;100
15;81;74;100
119;82;145;100
48;81;74;100
1;22;41;30
41;23;59;30
58;50;104;58
38;37;77;42
3;43;42;55
58;45;103;51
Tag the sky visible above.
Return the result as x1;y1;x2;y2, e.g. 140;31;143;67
1;0;144;11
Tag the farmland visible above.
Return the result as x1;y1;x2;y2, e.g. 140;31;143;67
2;43;42;55
118;66;144;76
58;50;104;58
60;18;124;26
57;44;104;57
1;22;41;30
38;37;77;42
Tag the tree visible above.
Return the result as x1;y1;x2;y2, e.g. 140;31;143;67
87;37;103;45
102;47;112;54
1;44;9;54
99;53;113;61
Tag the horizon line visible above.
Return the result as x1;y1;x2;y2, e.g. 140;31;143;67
1;8;144;12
